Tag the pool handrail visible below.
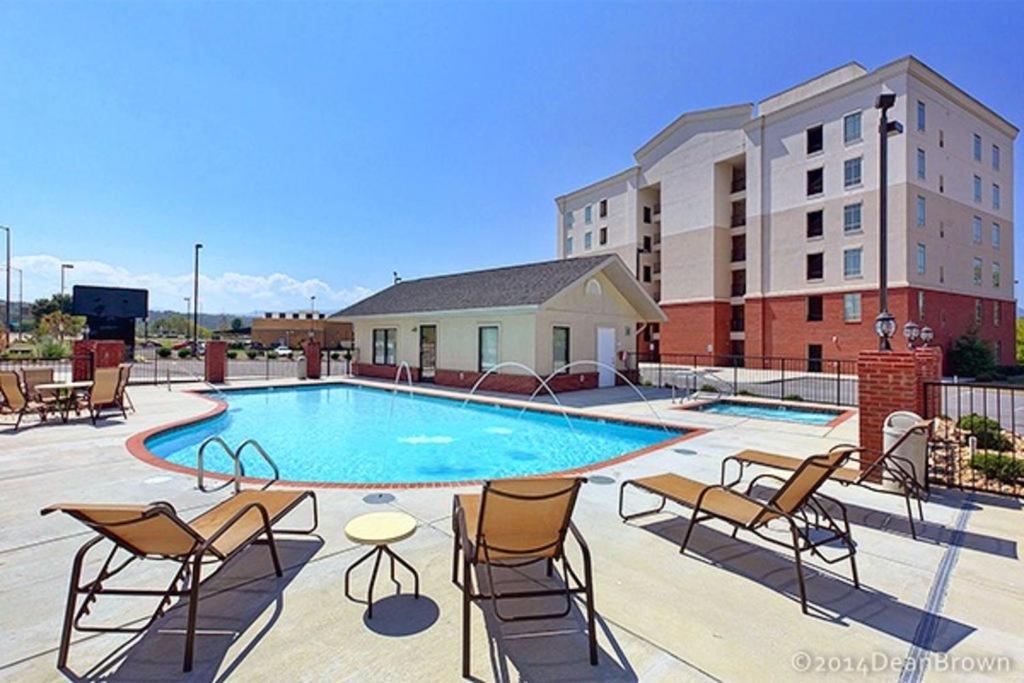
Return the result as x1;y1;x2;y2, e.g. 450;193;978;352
197;436;244;493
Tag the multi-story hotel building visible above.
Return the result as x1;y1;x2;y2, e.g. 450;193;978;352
556;57;1017;366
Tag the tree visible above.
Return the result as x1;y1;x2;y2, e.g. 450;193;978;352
30;294;72;326
1016;318;1024;364
231;317;243;332
37;311;83;342
948;326;995;378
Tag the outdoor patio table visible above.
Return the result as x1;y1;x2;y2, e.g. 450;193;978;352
34;381;93;424
343;511;420;618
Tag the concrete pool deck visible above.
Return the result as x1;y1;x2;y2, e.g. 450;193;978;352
1;379;1022;681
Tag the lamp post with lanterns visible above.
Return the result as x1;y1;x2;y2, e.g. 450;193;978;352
874;92;903;351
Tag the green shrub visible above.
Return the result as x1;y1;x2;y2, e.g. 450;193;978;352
226;350;238;360
970;452;1024;483
36;338;68;359
267;351;279;360
949;327;995;378
956;414;1012;451
783;394;804;402
177;348;191;358
156;347;172;358
246;349;258;360
330;352;341;361
700;383;718;393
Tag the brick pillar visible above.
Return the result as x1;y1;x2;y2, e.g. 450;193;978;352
72;340;96;381
303;341;321;379
205;340;228;383
72;340;124;380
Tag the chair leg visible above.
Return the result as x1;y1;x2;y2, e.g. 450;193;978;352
183;555;203;672
451;532;460;585
789;523;808;614
462;556;472;678
678;514;701;554
56;548;88;669
582;556;598;665
904;492;918;540
264;527;283;577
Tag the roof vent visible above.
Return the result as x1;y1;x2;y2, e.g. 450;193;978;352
585;279;603;297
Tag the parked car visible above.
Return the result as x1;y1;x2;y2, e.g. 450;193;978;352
274;346;293;357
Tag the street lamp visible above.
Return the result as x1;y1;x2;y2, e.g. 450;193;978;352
1;265;22;338
0;226;9;333
903;320;921;349
184;296;191;338
920;326;934;347
192;243;203;353
61;263;74;298
874;92;903;351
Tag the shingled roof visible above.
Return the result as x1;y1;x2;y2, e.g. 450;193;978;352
335;255;617;317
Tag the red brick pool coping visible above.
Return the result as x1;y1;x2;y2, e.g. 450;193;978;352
124;379;706;490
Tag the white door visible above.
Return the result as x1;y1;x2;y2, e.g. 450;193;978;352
596;327;616;388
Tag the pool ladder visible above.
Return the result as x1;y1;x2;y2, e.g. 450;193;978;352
196;437;281;494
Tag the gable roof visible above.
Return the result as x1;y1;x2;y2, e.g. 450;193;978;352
334;255;664;321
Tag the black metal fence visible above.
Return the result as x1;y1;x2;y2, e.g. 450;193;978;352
0;358;75;382
924;381;1024;497
627;353;859;406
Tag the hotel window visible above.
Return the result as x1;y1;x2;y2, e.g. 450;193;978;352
843;203;862;234
806;167;823;196
994;302;1002;327
584;231;592;250
993;184;1001;210
372;329;397;366
995;340;1002;361
916;100;926;131
843;247;862;278
992;144;1000;171
843;157;862;188
642;265;652;283
916;196;926;226
917;244;926;275
939;129;944;148
973;133;982;162
552;326;570;369
584;204;592;224
806;209;824;238
973;216;983;244
806;125;823;154
643;235;652;251
973;175;982;202
918;291;926;320
939;265;945;284
599;227;608;245
564;211;574;229
973;258;983;286
806;295;823;322
643;206;652;224
843;293;862;322
975;299;983;325
843;112;862;144
806;253;824;280
993;261;1001;288
916;149;926;180
598;199;608;218
478;326;499;372
939;174;944;194
565;235;573;255
992;223;1001;249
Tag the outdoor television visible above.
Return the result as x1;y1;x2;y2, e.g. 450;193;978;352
72;285;148;319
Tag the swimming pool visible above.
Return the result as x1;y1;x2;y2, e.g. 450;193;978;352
143;384;681;484
686;399;844;426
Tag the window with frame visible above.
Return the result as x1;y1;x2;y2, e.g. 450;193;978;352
916;196;926;226
599;227;607;245
917;244;926;275
806;295;823;322
973;216;983;244
843;293;861;322
843;203;862;234
599;199;608;218
843;248;862;278
372;328;397;365
843;157;862;188
584;205;592;224
643;206;652;224
916;100;926;131
993;261;1001;288
478;326;499;372
564;211;574;229
994;302;1001;327
552;326;570;369
843;112;862;143
643;235;652;251
993;184;1001;210
918;291;925;320
992;145;1000;171
583;231;592;250
806;168;823;196
973;258;983;286
565;235;573;255
806;125;823;154
992;223;1001;249
806;252;824;280
916;149;926;179
973;134;982;162
642;265;652;283
974;299;983;324
806;209;824;238
973;175;982;202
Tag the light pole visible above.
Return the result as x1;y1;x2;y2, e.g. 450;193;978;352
61;263;75;298
874;93;903;351
192;243;202;352
310;295;317;343
1;226;10;333
1;265;21;338
184;297;191;339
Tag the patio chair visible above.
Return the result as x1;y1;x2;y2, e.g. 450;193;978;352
42;488;319;672
619;446;861;614
0;370;50;430
452;477;596;678
117;362;136;412
721;420;932;539
78;366;125;424
22;366;54;400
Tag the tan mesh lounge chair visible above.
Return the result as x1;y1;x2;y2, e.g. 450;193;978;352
453;478;596;678
22;366;55;399
117;362;135;412
722;420;932;539
78;366;125;424
42;489;318;672
619;446;861;614
0;370;50;430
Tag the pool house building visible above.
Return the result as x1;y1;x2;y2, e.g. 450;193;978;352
334;255;665;393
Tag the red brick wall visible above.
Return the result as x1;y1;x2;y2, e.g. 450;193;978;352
205;341;227;383
433;368;598;394
302;341;321;379
353;362;421;382
72;340;125;380
660;301;732;357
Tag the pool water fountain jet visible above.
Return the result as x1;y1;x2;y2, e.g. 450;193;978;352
520;360;671;432
393;361;415;393
461;361;578;434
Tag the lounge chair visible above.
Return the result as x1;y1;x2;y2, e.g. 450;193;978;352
78;366;125;424
619;446;861;613
42;488;319;672
117;362;135;412
721;420;932;539
453;478;596;678
0;370;50;430
22;366;54;399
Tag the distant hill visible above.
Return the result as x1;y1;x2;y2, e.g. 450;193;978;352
146;310;254;331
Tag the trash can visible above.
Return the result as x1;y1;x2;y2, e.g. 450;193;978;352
883;411;927;489
296;355;307;380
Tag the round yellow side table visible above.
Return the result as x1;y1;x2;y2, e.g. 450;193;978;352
343;511;419;617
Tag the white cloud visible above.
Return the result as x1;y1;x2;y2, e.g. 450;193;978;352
11;254;372;314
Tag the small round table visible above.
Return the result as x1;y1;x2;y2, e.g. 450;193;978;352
343;511;420;618
35;380;93;423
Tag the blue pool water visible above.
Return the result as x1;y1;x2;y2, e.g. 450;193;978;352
146;384;678;484
691;399;842;425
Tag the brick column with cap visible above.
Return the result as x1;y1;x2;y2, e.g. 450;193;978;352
72;340;125;380
303;341;321;379
205;341;228;383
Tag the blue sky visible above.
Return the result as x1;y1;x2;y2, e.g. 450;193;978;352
1;1;1021;314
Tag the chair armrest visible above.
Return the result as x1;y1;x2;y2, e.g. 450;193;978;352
200;501;274;550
